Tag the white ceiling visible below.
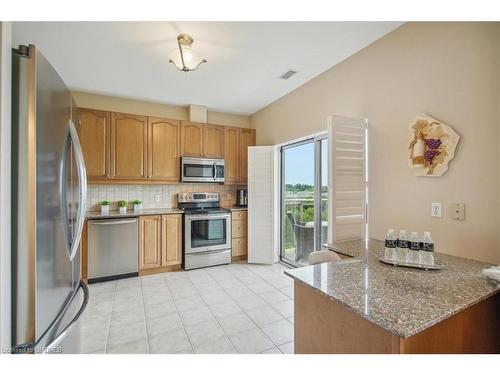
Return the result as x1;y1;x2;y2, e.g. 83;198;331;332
13;22;402;115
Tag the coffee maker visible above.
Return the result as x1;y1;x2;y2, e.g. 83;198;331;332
236;189;248;207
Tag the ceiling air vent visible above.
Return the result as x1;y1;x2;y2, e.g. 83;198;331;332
279;69;297;80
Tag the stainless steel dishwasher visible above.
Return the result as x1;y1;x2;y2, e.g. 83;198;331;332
87;218;139;283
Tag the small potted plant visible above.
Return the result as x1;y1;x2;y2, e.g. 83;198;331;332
132;199;143;212
100;200;110;214
117;200;128;214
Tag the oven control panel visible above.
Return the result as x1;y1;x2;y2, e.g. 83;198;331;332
178;192;220;203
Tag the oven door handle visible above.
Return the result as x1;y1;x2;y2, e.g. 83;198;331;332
185;214;230;221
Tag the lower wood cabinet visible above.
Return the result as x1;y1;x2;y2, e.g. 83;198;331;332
139;215;162;269
231;210;248;258
139;214;182;271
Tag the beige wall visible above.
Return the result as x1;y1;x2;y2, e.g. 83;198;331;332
251;22;500;264
72;91;251;128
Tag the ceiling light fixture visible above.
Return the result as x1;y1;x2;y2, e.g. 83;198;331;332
169;34;207;72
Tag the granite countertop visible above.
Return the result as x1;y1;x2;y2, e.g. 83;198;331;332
86;208;184;219
285;239;500;338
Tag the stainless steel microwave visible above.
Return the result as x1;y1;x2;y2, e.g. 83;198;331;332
181;157;225;183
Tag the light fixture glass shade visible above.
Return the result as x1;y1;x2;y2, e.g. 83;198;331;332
169;35;207;72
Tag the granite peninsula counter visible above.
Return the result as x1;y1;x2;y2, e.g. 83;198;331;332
285;239;500;353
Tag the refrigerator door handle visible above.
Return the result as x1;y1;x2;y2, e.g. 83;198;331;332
68;120;87;261
42;280;89;354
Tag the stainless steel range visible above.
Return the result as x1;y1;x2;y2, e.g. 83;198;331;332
178;192;231;270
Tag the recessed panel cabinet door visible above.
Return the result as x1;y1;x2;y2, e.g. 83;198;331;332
139;216;162;270
224;127;240;184
204;124;225;158
77;108;110;180
148;117;180;181
239;128;256;183
161;214;182;266
181;121;204;157
110;112;148;179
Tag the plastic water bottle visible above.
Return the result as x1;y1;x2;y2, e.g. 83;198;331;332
384;229;397;260
397;230;409;262
408;232;421;264
420;232;435;265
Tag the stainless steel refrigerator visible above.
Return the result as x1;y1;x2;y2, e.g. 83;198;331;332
11;44;89;353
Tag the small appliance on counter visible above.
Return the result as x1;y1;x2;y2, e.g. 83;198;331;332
178;192;231;270
236;188;248;207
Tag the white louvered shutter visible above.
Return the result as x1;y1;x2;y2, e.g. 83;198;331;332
328;115;368;242
248;146;276;264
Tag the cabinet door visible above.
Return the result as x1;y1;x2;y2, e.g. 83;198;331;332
148;117;181;181
161;214;182;267
77;108;110;180
239;128;256;183
203;124;225;158
224;127;240;184
110;112;148;180
139;216;162;270
181;121;204;157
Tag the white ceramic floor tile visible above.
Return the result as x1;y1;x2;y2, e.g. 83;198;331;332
184;319;225;349
229;327;275;354
148;328;192;354
260;346;282;354
106;338;149;354
178;306;215;327
108;320;147;348
146;313;183;335
234;293;267;312
217;313;257;336
245;305;284;327
174;295;206;312
208;300;242;319
258;289;290;305
261;319;294;346
272;299;294;318
193;336;237;354
279;341;294;354
144;300;177;320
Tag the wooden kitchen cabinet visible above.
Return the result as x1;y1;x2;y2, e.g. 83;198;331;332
139;215;162;269
148;117;181;181
239;128;255;184
181;121;204;157
203;124;225;158
110;112;148;180
161;214;182;266
77;108;110;181
231;209;248;259
224;126;240;184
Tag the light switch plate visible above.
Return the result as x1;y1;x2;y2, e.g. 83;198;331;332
431;202;442;218
451;203;465;220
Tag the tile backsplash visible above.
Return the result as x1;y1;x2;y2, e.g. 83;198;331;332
87;184;246;212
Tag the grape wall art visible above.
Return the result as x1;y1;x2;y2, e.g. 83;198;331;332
408;114;460;176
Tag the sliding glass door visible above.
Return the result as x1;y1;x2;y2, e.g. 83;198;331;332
281;135;328;266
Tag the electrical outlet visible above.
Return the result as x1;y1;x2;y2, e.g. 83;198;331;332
451;203;465;220
155;194;161;202
431;202;442;218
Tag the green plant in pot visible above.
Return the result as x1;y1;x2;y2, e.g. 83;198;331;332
132;199;143;211
117;200;128;214
100;200;110;214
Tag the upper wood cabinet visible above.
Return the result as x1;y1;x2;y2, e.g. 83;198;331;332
239;128;256;184
181;121;204;157
224;127;240;184
203;124;225;158
139;215;162;270
148;117;180;181
161;214;182;267
110;112;148;180
77;108;110;180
